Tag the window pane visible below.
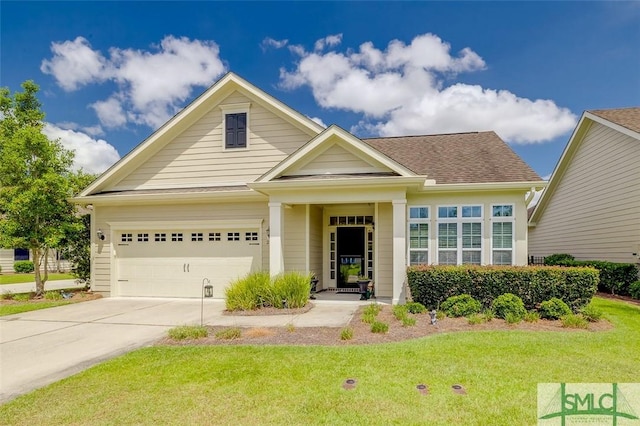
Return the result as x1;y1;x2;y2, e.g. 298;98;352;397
409;223;428;249
409;207;428;219
438;206;457;218
438;251;457;265
462;222;482;248
493;205;513;217
410;251;428;265
438;223;457;248
462;205;482;218
462;251;481;265
493;250;512;265
492;222;512;249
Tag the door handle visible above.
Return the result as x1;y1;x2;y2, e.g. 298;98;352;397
187;263;190;273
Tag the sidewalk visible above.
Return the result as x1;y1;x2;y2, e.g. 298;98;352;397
0;279;85;295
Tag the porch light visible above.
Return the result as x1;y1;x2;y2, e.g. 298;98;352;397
203;280;213;298
97;229;105;241
266;227;270;239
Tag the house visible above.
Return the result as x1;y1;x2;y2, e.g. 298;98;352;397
74;73;544;303
0;248;69;273
529;107;640;264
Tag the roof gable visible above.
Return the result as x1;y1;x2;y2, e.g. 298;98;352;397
256;125;416;182
529;107;640;224
79;72;325;197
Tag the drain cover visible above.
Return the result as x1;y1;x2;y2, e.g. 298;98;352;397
416;384;429;395
452;384;467;394
342;378;357;390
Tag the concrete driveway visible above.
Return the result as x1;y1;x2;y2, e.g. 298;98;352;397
0;297;360;403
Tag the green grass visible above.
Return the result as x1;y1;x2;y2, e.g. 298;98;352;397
0;273;74;285
0;301;73;316
0;298;638;425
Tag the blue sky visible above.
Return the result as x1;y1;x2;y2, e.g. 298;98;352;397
1;1;639;178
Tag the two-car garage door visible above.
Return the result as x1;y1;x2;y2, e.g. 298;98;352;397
114;227;262;298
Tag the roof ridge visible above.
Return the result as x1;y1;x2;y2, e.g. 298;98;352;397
362;131;488;140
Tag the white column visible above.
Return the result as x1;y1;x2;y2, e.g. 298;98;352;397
269;202;284;276
305;204;310;273
392;199;407;304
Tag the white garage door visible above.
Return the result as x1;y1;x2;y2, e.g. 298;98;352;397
115;228;262;298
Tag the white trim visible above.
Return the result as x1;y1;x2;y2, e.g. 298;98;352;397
108;219;263;231
220;102;251;151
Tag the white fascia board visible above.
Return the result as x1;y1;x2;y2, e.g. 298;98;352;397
108;218;263;231
421;181;547;193
249;176;426;193
585;111;640;140
72;189;266;206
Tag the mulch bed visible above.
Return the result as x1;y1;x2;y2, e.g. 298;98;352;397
159;303;614;347
0;289;102;305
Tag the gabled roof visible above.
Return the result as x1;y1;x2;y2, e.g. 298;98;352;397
363;131;541;184
78;72;325;198
529;107;640;225
589;107;640;134
256;125;416;182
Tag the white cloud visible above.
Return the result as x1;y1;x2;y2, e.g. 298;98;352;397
56;121;105;137
314;34;343;51
308;116;327;127
279;33;576;143
261;37;289;51
42;36;226;129
43;123;120;174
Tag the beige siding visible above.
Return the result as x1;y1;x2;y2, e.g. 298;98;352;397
376;203;393;297
407;191;530;266
286;143;389;176
112;91;313;190
529;123;640;263
0;249;70;273
309;205;324;288
92;201;269;296
0;249;14;273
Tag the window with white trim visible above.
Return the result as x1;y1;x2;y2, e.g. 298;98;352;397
171;233;183;242
220;103;250;150
191;232;203;242
437;205;483;265
408;206;429;265
227;232;240;241
154;233;166;242
121;233;133;242
492;204;514;265
137;233;148;242
208;232;221;241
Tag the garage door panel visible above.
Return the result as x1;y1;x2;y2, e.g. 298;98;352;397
115;228;262;298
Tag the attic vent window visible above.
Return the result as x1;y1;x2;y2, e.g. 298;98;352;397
220;103;250;150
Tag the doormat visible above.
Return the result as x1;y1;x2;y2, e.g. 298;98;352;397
325;287;361;293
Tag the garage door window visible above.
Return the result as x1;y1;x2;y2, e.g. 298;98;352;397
121;233;132;242
191;233;204;241
209;232;221;241
228;232;240;241
137;233;149;242
245;232;258;241
155;233;166;242
171;233;183;242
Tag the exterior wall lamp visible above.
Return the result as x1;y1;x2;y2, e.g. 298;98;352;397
97;229;105;241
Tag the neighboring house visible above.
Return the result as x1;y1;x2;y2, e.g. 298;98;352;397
74;73;544;303
0;248;69;273
529;107;640;264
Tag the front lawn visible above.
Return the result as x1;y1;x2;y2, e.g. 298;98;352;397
0;298;638;425
0;273;75;285
0;301;73;316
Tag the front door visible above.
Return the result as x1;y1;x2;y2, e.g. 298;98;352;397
337;227;365;288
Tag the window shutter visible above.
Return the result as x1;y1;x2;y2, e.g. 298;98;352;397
226;114;237;148
236;113;246;147
225;113;247;148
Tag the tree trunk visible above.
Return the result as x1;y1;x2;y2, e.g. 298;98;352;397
43;247;50;287
33;247;44;297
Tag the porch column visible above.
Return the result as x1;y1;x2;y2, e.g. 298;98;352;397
269;202;285;276
392;199;407;304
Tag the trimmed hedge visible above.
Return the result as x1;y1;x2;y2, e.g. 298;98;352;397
545;256;638;296
407;265;598;312
13;260;35;273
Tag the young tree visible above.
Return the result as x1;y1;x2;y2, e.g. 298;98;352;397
0;81;77;296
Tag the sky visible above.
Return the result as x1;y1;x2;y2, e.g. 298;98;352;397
1;1;639;179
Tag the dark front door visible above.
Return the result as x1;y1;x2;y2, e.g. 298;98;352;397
337;227;365;288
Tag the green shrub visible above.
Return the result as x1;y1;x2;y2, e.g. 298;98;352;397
492;293;526;320
405;302;426;314
546;257;638;296
630;281;640;300
168;325;208;340
1;291;13;300
539;298;572;319
482;309;495;322
225;271;310;311
13;260;34;273
402;316;416;327
340;327;354;340
467;314;484;325
12;293;31;301
407;265;598;312
581;304;603;322
371;321;389;333
436;310;446;320
561;314;588;329
392;305;408;320
44;291;63;301
361;312;376;324
544;253;575;265
364;303;382;317
441;294;482;317
524;311;540;323
505;312;522;325
215;328;242;340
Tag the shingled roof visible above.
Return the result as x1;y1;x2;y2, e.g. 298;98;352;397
362;131;541;184
589;107;640;134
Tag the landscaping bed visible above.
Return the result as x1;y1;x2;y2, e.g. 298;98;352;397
0;290;101;316
160;302;612;347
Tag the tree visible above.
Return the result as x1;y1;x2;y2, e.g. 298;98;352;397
0;81;77;296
